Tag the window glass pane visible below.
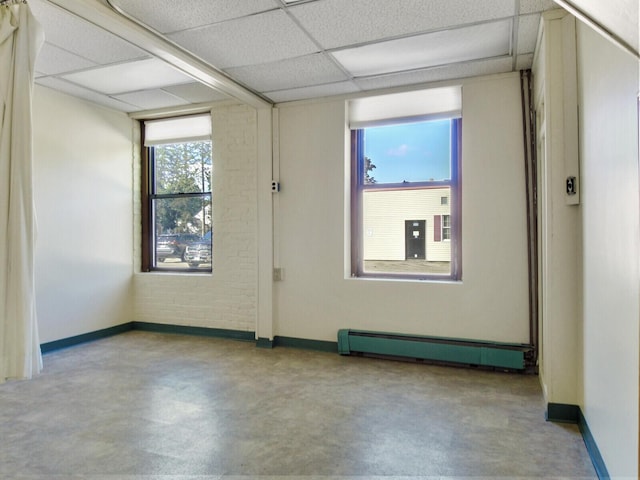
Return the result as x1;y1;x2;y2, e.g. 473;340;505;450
153;195;212;270
154;141;212;194
363;120;450;184
362;186;451;276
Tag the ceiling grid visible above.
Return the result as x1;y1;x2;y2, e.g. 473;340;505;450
30;0;560;111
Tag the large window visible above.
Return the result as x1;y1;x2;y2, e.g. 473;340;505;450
141;114;213;273
350;88;461;280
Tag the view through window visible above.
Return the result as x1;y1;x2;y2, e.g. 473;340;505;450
142;114;212;272
352;117;461;279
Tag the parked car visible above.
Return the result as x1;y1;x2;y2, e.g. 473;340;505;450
184;231;212;268
156;233;200;262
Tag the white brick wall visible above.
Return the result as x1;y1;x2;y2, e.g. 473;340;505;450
132;104;258;333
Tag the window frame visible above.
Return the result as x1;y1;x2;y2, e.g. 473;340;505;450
140;117;213;274
350;117;462;281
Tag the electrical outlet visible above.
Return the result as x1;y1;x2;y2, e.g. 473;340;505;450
273;267;284;281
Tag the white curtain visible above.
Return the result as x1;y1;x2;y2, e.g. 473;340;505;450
0;1;44;382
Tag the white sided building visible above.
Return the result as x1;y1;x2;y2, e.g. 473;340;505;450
362;186;451;262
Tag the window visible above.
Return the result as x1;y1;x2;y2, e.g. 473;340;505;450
349;87;461;280
141;114;213;273
441;214;451;240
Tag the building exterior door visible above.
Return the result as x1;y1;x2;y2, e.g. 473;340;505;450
405;220;425;259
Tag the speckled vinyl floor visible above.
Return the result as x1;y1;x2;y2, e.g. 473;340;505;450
0;331;596;479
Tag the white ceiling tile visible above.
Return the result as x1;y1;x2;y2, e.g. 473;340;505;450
112;90;189;110
265;81;360;103
354;57;514;91
168;9;318;69
224;54;348;92
333;20;512;78
519;0;559;14
290;0;515;49
35;77;139;112
35;42;97;75
29;0;147;65
517;14;541;54
109;0;278;34
60;58;194;95
163;83;230;104
516;53;535;70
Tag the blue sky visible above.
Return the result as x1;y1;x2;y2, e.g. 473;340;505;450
364;119;451;184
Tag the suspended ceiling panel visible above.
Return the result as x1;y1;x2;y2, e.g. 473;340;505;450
166;9;320;69
31;0;560;112
30;0;234;112
225;53;349;92
353;56;515;91
332;20;512;77
30;0;146;64
288;0;515;49
59;58;194;95
109;0;278;34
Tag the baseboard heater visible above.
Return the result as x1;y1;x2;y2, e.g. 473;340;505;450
338;329;533;371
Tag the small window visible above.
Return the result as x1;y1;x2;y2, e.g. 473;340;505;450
442;214;451;240
141;114;213;273
350;118;461;280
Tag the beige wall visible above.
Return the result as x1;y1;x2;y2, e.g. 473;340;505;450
533;11;583;409
577;22;639;477
33;86;134;343
274;73;530;343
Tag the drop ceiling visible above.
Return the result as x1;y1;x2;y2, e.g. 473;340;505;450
29;0;560;113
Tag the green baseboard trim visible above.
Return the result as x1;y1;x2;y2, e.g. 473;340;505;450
131;322;255;342
546;403;609;479
273;336;338;353
546;402;580;423
41;323;133;353
578;410;610;479
256;337;274;349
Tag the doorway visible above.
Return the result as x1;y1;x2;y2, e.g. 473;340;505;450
405;220;426;260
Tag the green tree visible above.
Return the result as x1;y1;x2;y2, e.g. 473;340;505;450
364;156;377;184
154;141;212;235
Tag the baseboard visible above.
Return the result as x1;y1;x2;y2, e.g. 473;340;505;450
256;336;337;352
131;321;255;342
546;403;609;479
40;322;133;353
546;402;580;423
578;410;610;479
41;322;255;353
40;322;336;354
256;337;274;349
273;336;338;353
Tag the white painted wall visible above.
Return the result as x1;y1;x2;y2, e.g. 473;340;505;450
533;11;583;408
274;73;530;343
32;86;134;343
577;22;639;478
132;104;258;333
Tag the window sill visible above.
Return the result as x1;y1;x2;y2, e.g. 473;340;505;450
346;274;462;285
136;269;212;277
